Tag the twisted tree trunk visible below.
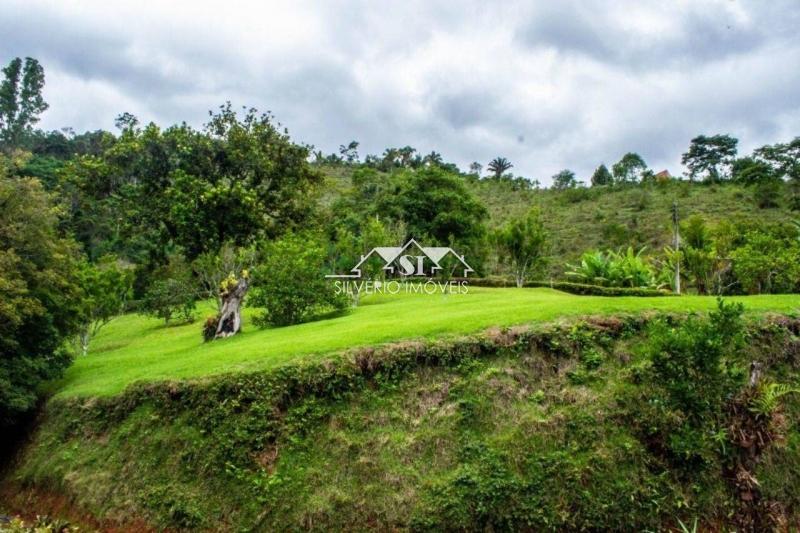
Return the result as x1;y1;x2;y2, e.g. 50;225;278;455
215;278;249;338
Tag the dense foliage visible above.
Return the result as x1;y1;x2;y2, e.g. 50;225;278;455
249;234;347;326
0;163;83;426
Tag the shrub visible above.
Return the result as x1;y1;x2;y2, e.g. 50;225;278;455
249;234;348;327
625;299;745;468
142;278;197;324
141;254;198;324
565;247;660;288
730;231;800;294
754;179;782;208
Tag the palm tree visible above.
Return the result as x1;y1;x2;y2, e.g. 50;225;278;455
488;157;513;178
423;151;443;167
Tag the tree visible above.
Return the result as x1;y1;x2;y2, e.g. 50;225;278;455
612;153;647;184
731;157;776;185
77;257;134;355
680;216;716;295
590;164;613;186
58;103;322;265
495;209;549;287
681;134;738;182
214;271;250;338
468;161;483;176
487;157;513;178
731;232;800;294
753;137;800;182
193;242;257;312
0;163;83;426
0;57;48;149
423;151;443;167
338;140;359;164
141;254;197;324
249;234;347;327
392;167;488;249
551;169;577;190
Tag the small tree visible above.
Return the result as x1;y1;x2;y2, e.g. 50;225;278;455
141;254;197;324
590;164;613;186
731;232;800;294
612;153;648;184
495;209;548;287
487;157;513;178
250;234;347;327
77;256;134;355
551;169;577;190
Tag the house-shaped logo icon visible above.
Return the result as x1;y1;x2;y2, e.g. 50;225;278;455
326;239;474;279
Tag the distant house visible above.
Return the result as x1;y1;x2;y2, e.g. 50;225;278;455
654;169;672;182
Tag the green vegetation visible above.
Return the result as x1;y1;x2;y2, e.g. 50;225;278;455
0;171;83;426
5;306;800;530
2;56;800;530
53;288;798;398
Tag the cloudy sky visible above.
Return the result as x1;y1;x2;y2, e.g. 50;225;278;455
2;0;799;184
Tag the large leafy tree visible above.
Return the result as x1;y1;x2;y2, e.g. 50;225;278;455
0;57;48;149
58;104;321;264
681;134;738;182
0;162;83;426
731;156;777;185
754;137;800;182
393;167;488;248
495;208;549;287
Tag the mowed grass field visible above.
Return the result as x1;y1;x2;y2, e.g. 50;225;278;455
54;288;800;398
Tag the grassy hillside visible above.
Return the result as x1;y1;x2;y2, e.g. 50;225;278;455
54;288;799;398
321;167;798;275
5;309;800;530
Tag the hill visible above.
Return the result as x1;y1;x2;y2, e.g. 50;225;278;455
321;166;799;276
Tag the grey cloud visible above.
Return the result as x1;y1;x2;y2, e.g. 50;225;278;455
0;0;798;185
515;1;770;71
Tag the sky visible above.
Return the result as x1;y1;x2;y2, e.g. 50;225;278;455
1;0;799;184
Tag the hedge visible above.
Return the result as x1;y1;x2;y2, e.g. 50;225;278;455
457;277;674;297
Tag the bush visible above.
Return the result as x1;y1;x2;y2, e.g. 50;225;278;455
461;277;671;296
730;231;800;294
140;254;197;324
624;299;745;468
249;234;348;327
754;179;782;208
565;247;661;289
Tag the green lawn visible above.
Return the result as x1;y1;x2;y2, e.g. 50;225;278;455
54;288;800;398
